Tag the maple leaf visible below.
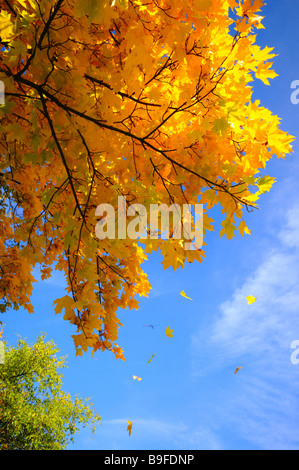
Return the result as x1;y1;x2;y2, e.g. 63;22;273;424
165;326;174;338
246;295;257;305
255;62;278;85
213;116;229;137
220;217;237;240
257;176;276;194
127;420;133;436
53;296;76;322
180;290;193;300
238;220;251;236
0;11;15;41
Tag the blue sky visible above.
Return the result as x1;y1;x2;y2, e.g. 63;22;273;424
2;0;299;450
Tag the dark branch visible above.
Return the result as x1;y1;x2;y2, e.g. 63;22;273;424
3;0;17;17
38;92;85;222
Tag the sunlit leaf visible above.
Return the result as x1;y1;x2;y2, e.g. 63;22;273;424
165;326;174;338
246;295;257;305
180;290;193;301
127;420;133;436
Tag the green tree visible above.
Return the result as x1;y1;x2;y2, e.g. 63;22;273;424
0;334;101;450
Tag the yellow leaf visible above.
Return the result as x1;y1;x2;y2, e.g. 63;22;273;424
0;11;14;41
238;220;251;236
53;295;75;315
180;290;193;301
127;420;132;436
76;348;83;357
246;295;257;305
165;326;174;338
212;116;229;137
113;0;129;8
257;176;276;194
220;218;237;240
255;62;278;86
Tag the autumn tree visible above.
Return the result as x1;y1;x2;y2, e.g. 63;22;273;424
0;334;101;450
0;0;294;359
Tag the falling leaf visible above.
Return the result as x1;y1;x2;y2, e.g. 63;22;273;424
148;353;156;363
234;367;243;375
127;420;132;436
132;375;142;381
165;326;174;338
180;290;193;300
246;295;257;305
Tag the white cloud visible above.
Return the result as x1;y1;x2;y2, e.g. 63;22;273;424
191;201;299;449
278;205;299;249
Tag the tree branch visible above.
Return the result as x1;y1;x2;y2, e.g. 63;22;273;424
38;92;85;222
3;0;17;17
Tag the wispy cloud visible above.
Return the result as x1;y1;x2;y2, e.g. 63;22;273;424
80;417;222;450
191;201;299;449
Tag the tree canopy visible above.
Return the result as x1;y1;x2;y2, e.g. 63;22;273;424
0;0;294;360
0;334;101;450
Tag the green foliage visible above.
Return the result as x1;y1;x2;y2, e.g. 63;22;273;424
0;334;101;450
